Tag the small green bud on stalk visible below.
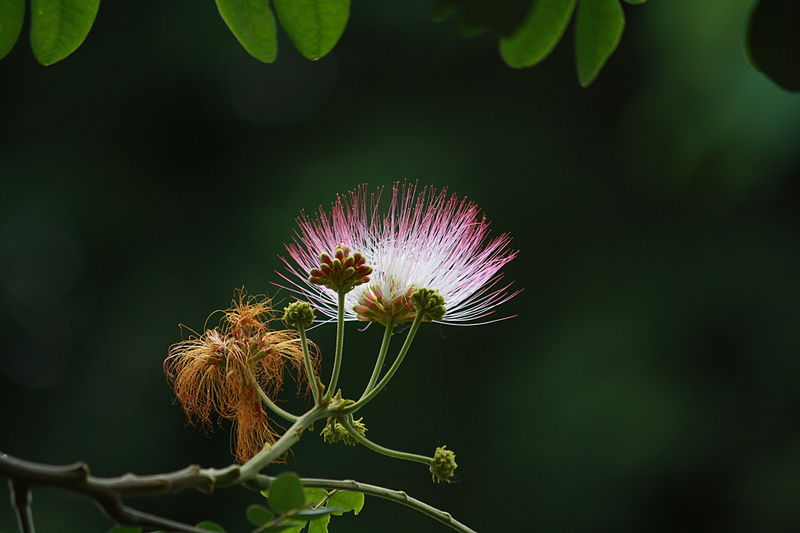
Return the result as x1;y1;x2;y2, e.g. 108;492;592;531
321;417;367;445
282;301;316;329
429;445;457;483
411;288;446;322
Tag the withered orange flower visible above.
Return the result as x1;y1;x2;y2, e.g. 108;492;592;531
164;291;318;463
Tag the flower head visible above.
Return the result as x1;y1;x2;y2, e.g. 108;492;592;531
280;183;518;326
164;291;318;463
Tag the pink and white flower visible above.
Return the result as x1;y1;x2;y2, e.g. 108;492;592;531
278;183;519;326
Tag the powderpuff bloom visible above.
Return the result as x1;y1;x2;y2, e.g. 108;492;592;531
164;291;318;463
280;183;519;326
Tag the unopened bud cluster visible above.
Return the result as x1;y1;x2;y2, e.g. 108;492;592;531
429;445;457;483
321;417;367;445
354;285;415;326
309;245;372;294
282;301;316;329
411;288;446;322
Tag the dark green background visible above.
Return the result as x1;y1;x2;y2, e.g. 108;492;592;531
2;0;800;532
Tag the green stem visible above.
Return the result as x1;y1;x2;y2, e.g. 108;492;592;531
326;291;346;400
360;323;394;399
245;364;298;423
345;311;423;414
238;406;326;480
298;325;319;405
341;416;431;466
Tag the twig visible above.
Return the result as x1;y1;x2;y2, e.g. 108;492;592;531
247;475;478;533
9;480;35;533
0;404;475;533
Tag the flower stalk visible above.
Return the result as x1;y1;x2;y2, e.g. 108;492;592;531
346;310;423;414
341;416;431;466
326;290;346;400
245;363;298;423
361;323;395;399
297;324;320;405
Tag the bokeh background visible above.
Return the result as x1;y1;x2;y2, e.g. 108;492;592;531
2;0;800;531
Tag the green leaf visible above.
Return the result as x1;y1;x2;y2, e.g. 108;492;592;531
196;521;227;532
622;0;646;3
261;523;305;533
106;527;142;533
308;514;331;533
268;473;306;514
273;0;350;60
746;0;800;91
575;0;625;87
327;491;364;516
30;0;99;65
246;504;275;526
215;0;278;63
499;0;577;69
294;507;339;520
303;487;328;506
0;0;24;60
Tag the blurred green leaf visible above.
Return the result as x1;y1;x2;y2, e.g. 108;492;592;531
196;521;227;532
746;0;800;91
273;0;350;60
268;472;306;513
246;504;275;526
499;0;577;69
214;0;278;63
575;0;625;87
261;523;305;533
106;527;142;533
434;0;531;36
29;0;99;65
308;514;331;533
622;0;646;3
0;0;24;60
431;0;457;22
294;507;340;520
327;490;364;515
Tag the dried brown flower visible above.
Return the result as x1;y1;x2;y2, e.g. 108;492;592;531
164;291;319;463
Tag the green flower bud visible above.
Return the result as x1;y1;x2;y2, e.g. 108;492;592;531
320;417;367;445
321;421;349;444
343;417;367;445
411;288;446;322
282;301;315;329
429;445;457;483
